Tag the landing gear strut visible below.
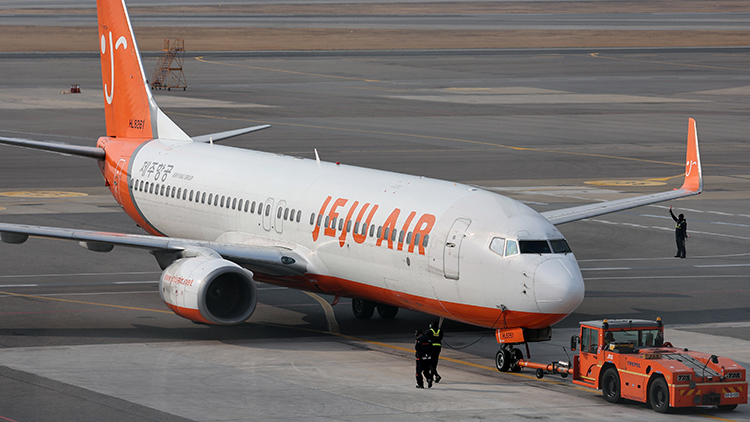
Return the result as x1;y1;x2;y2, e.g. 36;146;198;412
351;298;399;319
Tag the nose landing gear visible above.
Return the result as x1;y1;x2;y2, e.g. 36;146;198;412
495;345;524;372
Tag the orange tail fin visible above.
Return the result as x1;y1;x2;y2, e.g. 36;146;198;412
96;0;190;141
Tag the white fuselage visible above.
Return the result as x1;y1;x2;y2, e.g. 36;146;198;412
123;139;585;329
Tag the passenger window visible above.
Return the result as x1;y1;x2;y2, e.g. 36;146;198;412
189;190;193;201
422;234;429;247
346;220;352;232
277;207;283;219
265;204;270;216
377;226;383;239
139;180;144;191
317;214;323;227
201;192;206;204
160;185;164;196
338;219;344;231
383;227;389;239
297;210;301;222
398;230;405;244
406;232;412;245
391;229;397;242
284;208;290;220
354;221;360;233
214;195;220;206
490;238;505;256
325;216;330;228
370;225;375;237
208;193;213;204
183;189;187;200
310;213;315;225
414;233;421;245
505;240;519;256
244;200;249;212
250;201;256;213
221;196;225;207
258;203;263;215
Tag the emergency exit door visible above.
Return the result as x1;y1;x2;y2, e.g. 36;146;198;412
443;218;471;280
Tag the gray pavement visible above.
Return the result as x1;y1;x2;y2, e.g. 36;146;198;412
1;6;750;422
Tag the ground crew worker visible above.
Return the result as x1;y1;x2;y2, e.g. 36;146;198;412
669;205;688;258
414;329;433;388
427;320;443;383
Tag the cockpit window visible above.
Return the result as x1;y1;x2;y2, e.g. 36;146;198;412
505;239;519;256
519;240;551;254
550;239;572;253
490;237;505;256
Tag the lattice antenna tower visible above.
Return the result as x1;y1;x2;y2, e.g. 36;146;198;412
151;39;187;91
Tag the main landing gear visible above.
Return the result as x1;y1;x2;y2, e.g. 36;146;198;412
351;298;399;319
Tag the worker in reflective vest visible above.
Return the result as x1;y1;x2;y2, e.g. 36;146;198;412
427;320;443;383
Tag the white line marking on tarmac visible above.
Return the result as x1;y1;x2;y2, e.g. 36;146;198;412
585;275;749;281
0;271;160;279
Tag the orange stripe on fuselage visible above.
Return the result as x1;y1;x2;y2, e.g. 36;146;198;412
253;272;565;330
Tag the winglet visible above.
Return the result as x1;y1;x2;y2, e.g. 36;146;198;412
678;118;702;193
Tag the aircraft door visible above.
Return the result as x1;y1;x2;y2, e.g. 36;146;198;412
113;158;127;204
443;218;471;280
262;198;274;231
274;200;287;234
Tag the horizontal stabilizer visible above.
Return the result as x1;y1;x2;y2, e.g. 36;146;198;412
0;137;105;160
193;124;271;143
542;118;702;225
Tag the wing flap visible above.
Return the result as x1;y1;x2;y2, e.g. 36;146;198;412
542;118;702;225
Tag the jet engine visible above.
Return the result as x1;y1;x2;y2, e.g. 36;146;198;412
159;257;257;325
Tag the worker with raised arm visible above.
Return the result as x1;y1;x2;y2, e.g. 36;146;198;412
669;205;688;258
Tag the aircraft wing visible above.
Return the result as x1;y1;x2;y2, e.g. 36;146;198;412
0;222;308;277
542;118;702;225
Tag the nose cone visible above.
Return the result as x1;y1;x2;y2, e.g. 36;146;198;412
533;257;585;315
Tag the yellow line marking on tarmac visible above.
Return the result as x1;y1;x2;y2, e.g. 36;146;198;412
590;52;750;72
0;290;173;314
194;56;386;83
0;191;88;198
698;414;744;422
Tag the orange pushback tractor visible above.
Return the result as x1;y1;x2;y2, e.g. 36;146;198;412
506;318;747;413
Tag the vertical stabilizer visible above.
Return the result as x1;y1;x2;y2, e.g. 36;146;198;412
97;0;191;141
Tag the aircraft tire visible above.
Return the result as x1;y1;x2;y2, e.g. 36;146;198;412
495;348;511;372
376;303;399;319
352;298;375;319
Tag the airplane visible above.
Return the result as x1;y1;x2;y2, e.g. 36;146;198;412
0;0;702;370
